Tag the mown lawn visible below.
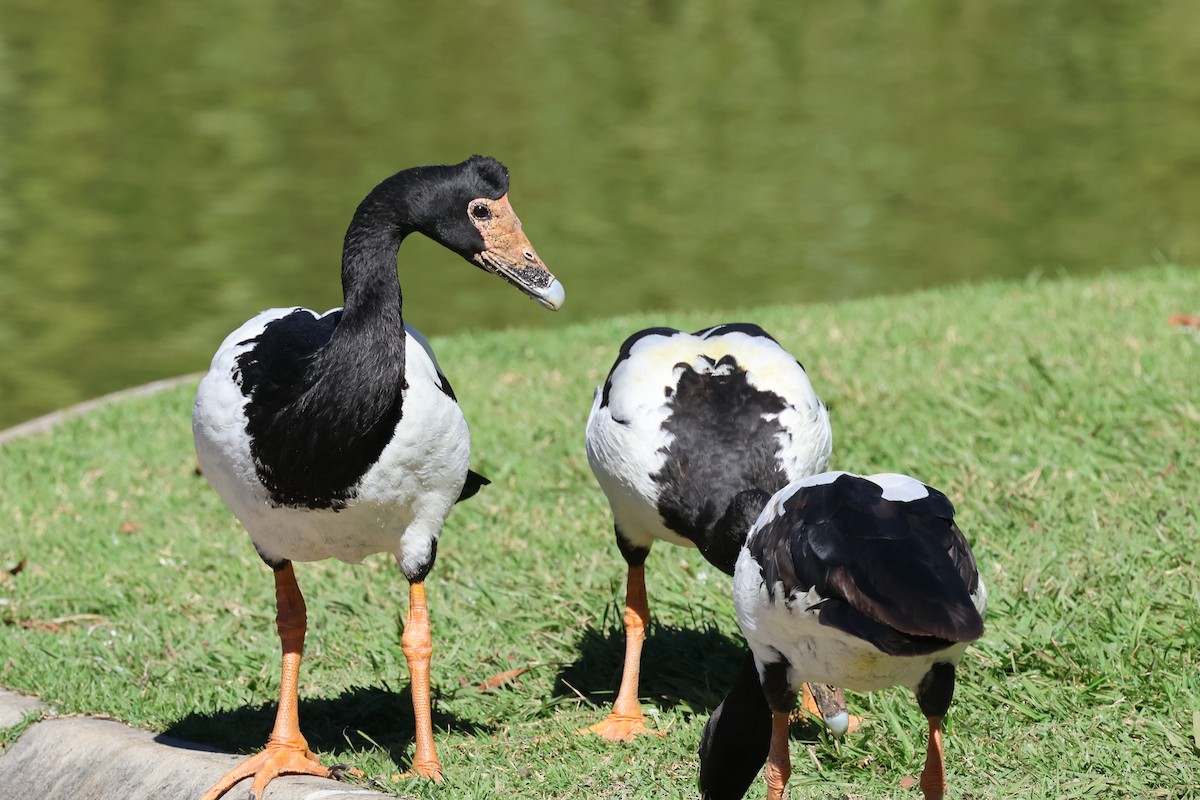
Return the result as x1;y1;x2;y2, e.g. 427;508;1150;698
1;266;1198;798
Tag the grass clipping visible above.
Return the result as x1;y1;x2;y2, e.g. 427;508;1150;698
1;266;1198;799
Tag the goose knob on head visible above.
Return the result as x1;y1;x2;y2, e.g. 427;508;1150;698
192;156;563;800
580;323;850;741
698;471;987;800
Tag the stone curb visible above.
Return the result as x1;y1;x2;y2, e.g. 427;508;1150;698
0;375;201;446
0;691;393;800
0;689;46;729
0;384;393;798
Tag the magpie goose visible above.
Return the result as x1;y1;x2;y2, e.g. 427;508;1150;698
581;323;840;741
192;156;563;799
698;471;986;800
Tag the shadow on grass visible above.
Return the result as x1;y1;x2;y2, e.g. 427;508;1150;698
554;622;746;718
556;623;840;742
158;684;492;767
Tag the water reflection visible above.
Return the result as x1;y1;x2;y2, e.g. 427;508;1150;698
0;1;1197;426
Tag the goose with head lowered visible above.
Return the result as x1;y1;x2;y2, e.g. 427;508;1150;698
698;471;987;800
192;156;563;800
581;323;850;741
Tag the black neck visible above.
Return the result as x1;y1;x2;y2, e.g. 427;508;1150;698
335;177;417;342
698;650;772;800
315;176;420;393
342;226;405;324
698;488;772;575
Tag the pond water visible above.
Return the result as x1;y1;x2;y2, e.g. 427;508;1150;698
1;1;1198;427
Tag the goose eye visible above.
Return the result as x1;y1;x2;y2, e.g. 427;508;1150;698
471;203;491;221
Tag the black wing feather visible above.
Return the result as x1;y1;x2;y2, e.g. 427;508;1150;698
750;474;983;656
236;308;406;509
456;469;490;503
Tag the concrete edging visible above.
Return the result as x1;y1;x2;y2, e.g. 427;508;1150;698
0;374;201;446
0;689;47;730
1;382;394;799
0;690;391;800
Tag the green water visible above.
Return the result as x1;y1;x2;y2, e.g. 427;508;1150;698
2;1;1198;427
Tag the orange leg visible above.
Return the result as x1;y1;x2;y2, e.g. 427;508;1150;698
400;582;443;781
200;563;333;800
919;715;946;800
578;564;664;741
764;711;791;800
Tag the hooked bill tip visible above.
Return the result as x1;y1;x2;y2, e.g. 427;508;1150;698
824;711;851;737
536;278;565;311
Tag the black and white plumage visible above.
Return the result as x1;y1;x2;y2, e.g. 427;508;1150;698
193;156;562;800
698;471;987;800
197;313;476;577
581;323;836;742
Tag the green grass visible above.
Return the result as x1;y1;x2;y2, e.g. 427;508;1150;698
2;266;1198;798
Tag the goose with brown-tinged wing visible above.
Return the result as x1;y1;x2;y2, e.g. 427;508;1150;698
698;471;986;800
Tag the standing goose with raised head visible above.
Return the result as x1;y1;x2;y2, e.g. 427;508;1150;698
698;471;986;800
192;156;563;800
581;323;847;741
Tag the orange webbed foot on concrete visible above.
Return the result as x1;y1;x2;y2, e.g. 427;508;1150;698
200;741;332;800
201;564;353;800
